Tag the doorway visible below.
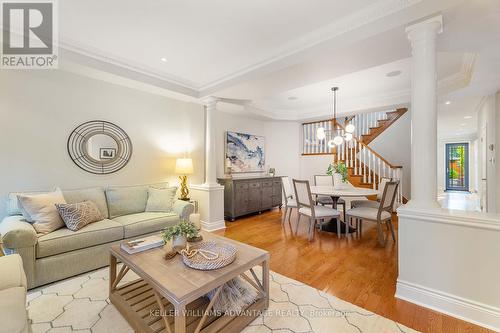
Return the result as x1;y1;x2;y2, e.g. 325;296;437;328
445;143;469;191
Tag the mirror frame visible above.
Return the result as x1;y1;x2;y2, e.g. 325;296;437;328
67;120;133;174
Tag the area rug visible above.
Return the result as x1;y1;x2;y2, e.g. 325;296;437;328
27;265;418;333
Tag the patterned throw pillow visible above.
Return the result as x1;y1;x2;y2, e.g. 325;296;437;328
56;201;103;231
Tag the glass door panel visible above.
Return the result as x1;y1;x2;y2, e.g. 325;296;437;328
445;143;469;191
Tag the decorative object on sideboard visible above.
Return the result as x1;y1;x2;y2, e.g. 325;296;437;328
67;120;132;174
327;162;349;189
162;220;198;252
316;87;355;147
268;167;276;177
175;158;194;201
225;131;265;173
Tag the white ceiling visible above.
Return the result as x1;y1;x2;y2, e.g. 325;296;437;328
55;0;500;123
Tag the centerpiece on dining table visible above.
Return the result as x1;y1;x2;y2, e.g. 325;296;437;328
327;161;349;189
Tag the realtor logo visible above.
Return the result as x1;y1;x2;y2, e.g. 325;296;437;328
1;0;58;69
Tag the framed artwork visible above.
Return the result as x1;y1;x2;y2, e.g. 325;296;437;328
99;148;116;160
225;131;265;173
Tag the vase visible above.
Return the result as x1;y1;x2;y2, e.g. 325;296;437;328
333;173;344;189
172;235;187;251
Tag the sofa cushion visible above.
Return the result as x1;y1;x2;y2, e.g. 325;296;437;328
106;182;169;218
36;219;124;258
0;287;28;333
145;187;177;212
56;201;103;231
17;188;67;234
62;187;109;219
6;191;47;216
113;212;178;238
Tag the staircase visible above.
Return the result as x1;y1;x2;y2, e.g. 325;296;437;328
341;108;408;144
301;108;406;204
332;120;404;204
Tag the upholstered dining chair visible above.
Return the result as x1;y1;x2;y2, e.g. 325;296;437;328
313;175;346;221
292;179;341;240
281;176;297;224
345;180;399;246
350;177;392;209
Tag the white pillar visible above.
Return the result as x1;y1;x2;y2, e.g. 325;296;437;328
190;96;225;231
405;16;442;208
203;96;219;187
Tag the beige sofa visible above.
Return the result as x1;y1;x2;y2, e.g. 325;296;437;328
0;183;194;289
0;254;30;333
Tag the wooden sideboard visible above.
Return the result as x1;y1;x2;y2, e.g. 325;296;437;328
217;176;283;221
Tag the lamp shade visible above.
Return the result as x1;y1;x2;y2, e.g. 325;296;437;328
175;158;193;174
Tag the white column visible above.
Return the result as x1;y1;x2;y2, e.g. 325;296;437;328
405;16;442;208
203;96;219;187
190;96;225;231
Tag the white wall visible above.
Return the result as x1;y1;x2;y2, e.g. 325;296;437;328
214;111;300;180
496;91;500;212
397;207;500;331
477;95;496;213
369;111;411;199
0;70;205;219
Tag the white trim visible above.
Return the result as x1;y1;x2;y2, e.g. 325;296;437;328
397;206;500;231
396;280;500;332
200;220;226;232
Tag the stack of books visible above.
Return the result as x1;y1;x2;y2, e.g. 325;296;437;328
120;235;164;254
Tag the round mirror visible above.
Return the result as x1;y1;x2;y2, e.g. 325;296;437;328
67;121;132;174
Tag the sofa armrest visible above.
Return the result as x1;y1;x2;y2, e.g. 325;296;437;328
172;200;195;221
0;216;37;249
0;254;27;290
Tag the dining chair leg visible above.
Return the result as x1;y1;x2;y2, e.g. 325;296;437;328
288;208;293;223
376;220;386;246
283;206;288;223
346;217;350;238
388;219;396;242
336;218;341;239
359;219;363;238
308;218;315;241
295;214;301;234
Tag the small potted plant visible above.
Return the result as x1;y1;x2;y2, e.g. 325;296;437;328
162;220;199;251
327;162;349;189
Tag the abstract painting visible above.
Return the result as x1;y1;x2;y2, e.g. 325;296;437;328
225;131;265;173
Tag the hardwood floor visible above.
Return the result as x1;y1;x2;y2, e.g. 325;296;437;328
215;209;492;333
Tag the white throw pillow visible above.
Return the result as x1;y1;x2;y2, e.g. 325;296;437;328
17;188;67;234
145;187;177;212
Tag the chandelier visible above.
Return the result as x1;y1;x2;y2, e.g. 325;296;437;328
316;87;355;147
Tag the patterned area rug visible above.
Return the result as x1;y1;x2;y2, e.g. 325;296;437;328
27;265;418;333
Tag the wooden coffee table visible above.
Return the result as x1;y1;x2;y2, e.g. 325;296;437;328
109;231;270;333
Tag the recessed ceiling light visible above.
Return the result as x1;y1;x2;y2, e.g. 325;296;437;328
445;101;451;105
288;96;298;101
460;123;467;126
386;70;402;77
464;116;472;119
160;57;168;62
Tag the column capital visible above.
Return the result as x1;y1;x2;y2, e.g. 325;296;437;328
201;96;220;108
406;15;443;40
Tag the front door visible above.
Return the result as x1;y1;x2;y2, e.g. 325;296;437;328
445;143;469;191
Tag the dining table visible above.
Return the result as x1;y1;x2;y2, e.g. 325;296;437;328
309;185;379;234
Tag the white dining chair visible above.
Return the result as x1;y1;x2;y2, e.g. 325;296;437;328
345;181;399;246
314;175;346;221
281;176;297;224
292;179;341;240
350;177;391;209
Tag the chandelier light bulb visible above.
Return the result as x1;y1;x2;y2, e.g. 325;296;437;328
345;123;355;133
316;127;326;140
344;133;353;141
333;135;344;146
327;139;335;148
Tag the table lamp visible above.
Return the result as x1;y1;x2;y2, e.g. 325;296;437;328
175;158;193;201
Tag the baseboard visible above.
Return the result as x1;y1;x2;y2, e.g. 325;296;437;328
200;219;226;232
396;279;500;332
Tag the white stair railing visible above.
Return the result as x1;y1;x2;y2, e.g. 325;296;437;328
341;110;389;139
332;122;404;205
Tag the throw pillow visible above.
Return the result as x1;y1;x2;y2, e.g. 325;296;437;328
145;187;177;212
56;201;103;231
17;188;67;234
